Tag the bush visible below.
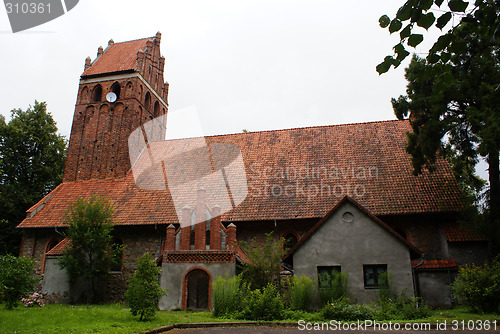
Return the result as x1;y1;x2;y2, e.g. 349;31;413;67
321;298;375;321
375;293;430;320
0;254;39;309
288;275;316;311
212;275;247;317
452;257;500;313
239;283;284;320
125;253;167;321
318;271;348;305
21;292;44;308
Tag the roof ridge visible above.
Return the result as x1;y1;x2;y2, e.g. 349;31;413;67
162;118;408;142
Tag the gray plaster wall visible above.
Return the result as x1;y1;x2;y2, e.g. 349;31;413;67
448;242;488;266
416;271;457;308
159;262;235;310
42;256;70;303
293;202;413;306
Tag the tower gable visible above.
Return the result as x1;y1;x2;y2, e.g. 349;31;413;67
63;33;169;182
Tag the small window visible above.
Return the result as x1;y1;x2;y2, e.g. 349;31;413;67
283;232;298;251
93;84;102;102
317;266;341;289
144;91;151;110
110;82;121;100
363;264;387;288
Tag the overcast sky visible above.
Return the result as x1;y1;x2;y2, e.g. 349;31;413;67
0;0;488;178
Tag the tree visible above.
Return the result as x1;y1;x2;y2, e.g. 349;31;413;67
0;101;67;255
125;253;166;321
238;232;287;290
0;254;39;309
391;19;500;256
58;195;122;303
377;0;499;74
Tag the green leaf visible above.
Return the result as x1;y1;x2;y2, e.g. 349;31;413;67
432;33;453;52
379;15;391;28
408;34;424;47
400;24;412;39
448;0;468;12
396;3;413;21
389;19;403;33
376;56;394;74
449;39;467;54
440;52;451;63
434;0;444;7
394;43;411;61
421;0;434;11
436;12;452;29
417;12;436;30
427;53;441;63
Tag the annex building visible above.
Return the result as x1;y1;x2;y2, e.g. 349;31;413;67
17;33;487;309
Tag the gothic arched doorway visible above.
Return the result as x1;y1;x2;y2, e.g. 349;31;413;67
185;269;210;310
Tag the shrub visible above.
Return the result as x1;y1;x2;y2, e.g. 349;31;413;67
212;275;247;317
239;283;284;320
125;253;167;321
0;254;39;309
321;298;375;321
288;275;316;311
452;257;500;313
21;292;44;308
318;271;348;305
375;293;430;320
238;232;286;290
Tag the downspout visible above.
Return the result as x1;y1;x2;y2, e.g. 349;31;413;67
54;226;64;236
448;269;454;305
412;254;425;306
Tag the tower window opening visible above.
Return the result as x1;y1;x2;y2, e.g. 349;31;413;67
110;82;121;100
93;85;102;102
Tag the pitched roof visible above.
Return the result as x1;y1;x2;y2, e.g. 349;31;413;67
441;223;486;242
411;259;458;270
283;196;421;262
46;238;71;256
18;120;464;229
81;37;151;77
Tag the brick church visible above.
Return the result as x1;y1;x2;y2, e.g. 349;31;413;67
18;33;487;309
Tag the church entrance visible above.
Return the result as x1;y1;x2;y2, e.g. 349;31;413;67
186;269;209;309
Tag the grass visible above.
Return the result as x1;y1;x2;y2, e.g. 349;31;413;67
1;303;499;334
0;303;239;334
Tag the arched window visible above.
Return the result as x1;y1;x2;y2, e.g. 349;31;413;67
41;238;60;274
153;101;160;117
93;84;102;102
283;232;298;251
144;91;151;110
80;86;89;103
110;82;121;100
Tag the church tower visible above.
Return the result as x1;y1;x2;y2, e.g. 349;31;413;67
63;32;169;182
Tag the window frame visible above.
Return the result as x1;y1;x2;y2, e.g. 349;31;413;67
363;264;388;289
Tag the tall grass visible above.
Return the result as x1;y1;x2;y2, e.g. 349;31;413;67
318;271;348;305
289;275;316;311
212;275;245;317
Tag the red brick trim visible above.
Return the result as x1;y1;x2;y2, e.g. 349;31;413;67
181;267;212;310
164;251;235;263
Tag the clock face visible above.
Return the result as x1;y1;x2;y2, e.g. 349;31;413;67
106;92;117;103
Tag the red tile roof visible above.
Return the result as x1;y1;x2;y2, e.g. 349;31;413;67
441;223;485;242
46;238;71;256
18;120;464;228
411;259;458;269
81;37;151;77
